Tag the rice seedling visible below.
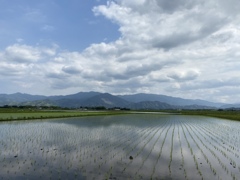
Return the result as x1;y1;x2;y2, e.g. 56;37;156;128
0;114;240;179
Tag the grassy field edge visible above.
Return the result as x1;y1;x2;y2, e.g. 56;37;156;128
1;108;240;122
180;110;240;121
0;109;131;122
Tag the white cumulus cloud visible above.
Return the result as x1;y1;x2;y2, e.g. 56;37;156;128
1;0;240;102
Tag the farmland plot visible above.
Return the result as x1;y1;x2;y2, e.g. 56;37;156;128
0;114;240;179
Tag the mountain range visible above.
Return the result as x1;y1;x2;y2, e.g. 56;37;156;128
0;92;235;110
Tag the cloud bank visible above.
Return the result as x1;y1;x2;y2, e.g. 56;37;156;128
1;0;240;103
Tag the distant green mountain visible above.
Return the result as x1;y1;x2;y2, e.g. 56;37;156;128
81;93;129;108
127;101;214;110
0;91;229;110
49;91;101;101
220;104;240;109
127;101;177;110
20;99;58;107
118;93;225;107
0;93;46;106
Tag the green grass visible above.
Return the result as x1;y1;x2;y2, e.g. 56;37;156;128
1;108;240;122
0;108;129;121
180;110;240;121
130;109;240;122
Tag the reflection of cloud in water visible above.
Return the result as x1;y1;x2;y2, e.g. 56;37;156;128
0;115;240;179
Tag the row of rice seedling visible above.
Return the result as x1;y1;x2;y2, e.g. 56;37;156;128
83;118;169;179
183;117;240;179
187;119;240;179
191;119;240;165
168;120;175;177
199;120;240;159
169;119;189;180
74;124;139;178
132;121;170;179
91;126;150;179
177;124;188;179
93;117;169;179
1;114;240;179
183;120;224;179
178;120;204;179
150;120;173;179
196;120;238;152
115;119;169;179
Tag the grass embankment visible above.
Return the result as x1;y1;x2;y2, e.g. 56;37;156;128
1;108;240;122
181;110;240;121
0;108;128;121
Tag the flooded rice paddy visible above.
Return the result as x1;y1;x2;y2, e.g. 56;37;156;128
0;114;240;179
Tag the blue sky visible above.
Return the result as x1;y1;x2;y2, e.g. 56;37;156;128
1;0;240;103
0;0;119;50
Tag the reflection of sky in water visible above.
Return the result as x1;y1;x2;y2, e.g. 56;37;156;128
0;115;240;179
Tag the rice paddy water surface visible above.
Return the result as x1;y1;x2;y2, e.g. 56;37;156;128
0;114;240;179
